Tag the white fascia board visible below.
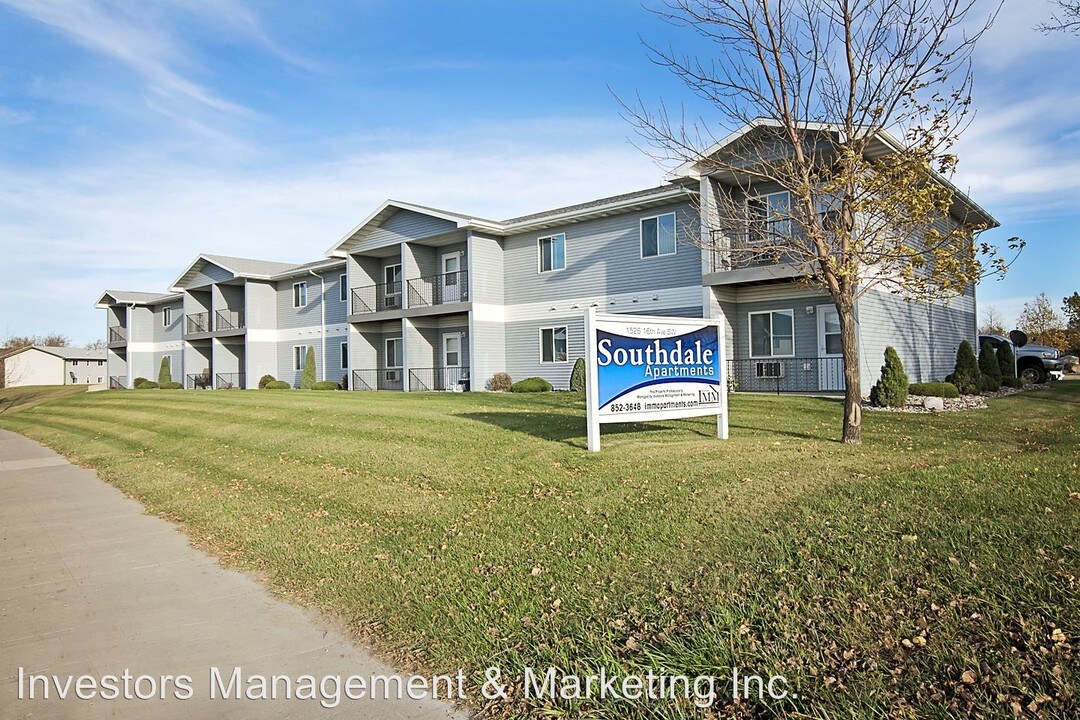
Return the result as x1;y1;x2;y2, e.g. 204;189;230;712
323;200;493;257
501;188;692;234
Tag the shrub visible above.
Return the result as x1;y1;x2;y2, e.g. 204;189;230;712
133;377;148;388
510;377;553;393
264;380;291;390
569;357;586;392
1002;377;1024;389
946;340;980;395
159;381;182;390
869;346;908;408
908;382;960;399
486;372;513;392
157;357;172;385
135;380;159;390
997;342;1017;381
258;374;276;389
978;339;1002;392
300;346;317;390
312;380;340;390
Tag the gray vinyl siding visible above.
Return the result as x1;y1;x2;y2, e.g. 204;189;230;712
354;209;458;253
470;318;506;388
187;262;233;289
469;232;505;305
128;306;154;343
502;201;701;304
275;275;328;330
152;301;184;342
504;315;585;391
151;350;181;383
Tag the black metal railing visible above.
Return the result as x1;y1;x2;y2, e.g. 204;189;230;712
726;357;845;394
215;308;245;331
351;368;404;390
185;312;210;334
108;326;126;343
351;282;403;314
407;270;469;307
408;366;469;392
215;372;245;389
108;376;125;389
707;211;840;273
185;371;213;390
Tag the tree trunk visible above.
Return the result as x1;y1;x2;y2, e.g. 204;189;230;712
837;293;862;445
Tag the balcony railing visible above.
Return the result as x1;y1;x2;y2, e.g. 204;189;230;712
727;357;845;394
352;368;404;391
215;308;245;331
351;283;403;315
185;312;211;335
707;211;841;273
108;326;126;343
215;372;245;389
108;376;126;390
407;270;469;307
185;371;213;390
408;366;469;392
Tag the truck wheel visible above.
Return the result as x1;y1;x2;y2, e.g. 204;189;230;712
1020;365;1046;384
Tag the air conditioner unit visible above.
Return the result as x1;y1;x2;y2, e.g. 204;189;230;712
756;361;784;379
384;295;399;308
385;369;400;382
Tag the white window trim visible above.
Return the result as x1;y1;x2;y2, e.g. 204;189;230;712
385;337;403;369
340;341;349;369
538;326;569;364
339;274;347;303
746;191;791;246
384;263;402;286
748;309;796;359
162;307;172;327
443;332;463;367
292;345;305;371
639;212;678;259
293;281;307;308
537;234;566;274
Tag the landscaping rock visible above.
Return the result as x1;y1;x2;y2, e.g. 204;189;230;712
923;396;945;411
864;381;1051;414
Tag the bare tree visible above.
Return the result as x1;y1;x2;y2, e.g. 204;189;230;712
979;305;1007;336
622;0;1021;444
1040;0;1080;32
85;339;107;350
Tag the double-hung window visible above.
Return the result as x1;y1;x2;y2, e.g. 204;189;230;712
340;342;349;369
538;234;566;273
641;213;676;257
385;338;403;368
293;281;308;308
540;326;568;363
749;310;795;357
162;307;172;327
339;274;347;303
293;345;305;371
748;191;791;244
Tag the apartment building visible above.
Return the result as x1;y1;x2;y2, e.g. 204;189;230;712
1;346;108;388
97;122;994;393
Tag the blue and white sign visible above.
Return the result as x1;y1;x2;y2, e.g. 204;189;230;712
584;309;729;451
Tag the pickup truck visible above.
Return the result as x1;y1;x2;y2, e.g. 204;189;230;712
978;334;1065;384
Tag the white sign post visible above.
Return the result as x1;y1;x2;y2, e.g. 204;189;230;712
584;308;728;452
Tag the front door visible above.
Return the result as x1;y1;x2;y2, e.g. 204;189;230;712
442;333;462;391
817;304;845;391
440;253;461;304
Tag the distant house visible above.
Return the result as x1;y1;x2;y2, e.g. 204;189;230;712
1;346;108;388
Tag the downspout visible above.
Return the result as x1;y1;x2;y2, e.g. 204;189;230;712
309;270;326;382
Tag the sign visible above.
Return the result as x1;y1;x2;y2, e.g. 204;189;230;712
584;308;728;451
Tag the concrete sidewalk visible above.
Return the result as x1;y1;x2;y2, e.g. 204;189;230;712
0;429;467;719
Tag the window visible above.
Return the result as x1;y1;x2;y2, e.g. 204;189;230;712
537;234;566;273
72;360;79;367
98;360;104;366
444;334;461;367
293;345;305;371
641;213;677;257
339;274;347;303
385;338;403;368
340;342;349;369
540;326;568;363
97;377;103;383
293;282;307;308
163;307;172;327
749;310;795;358
384;264;402;287
748;191;791;244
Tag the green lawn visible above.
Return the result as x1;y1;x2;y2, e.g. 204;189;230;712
1;384;1077;718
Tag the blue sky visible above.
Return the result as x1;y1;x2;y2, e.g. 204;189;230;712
1;0;1077;344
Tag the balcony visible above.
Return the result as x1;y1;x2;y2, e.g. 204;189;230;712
351;282;403;315
185;312;211;335
107;326;126;344
408;366;469;392
214;372;245;389
727;357;845;394
108;376;126;390
215;309;245;332
407;270;469;307
185;371;213;389
352;368;404;391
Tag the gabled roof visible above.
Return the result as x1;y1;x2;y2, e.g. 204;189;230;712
0;345;107;362
95;290;181;309
169;254;348;291
325;200;502;257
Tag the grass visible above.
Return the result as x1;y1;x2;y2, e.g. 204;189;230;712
1;383;1077;718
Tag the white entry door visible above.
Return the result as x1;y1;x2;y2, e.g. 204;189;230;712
441;253;461;304
817;304;845;391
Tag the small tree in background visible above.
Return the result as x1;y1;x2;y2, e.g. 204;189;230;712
300;347;317;389
947;340;980;395
157;357;172;386
869;346;908;408
569;357;586;392
978;339;1001;391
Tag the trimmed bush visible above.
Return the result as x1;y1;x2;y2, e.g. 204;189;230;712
997;342;1017;381
300;346;317;390
946;340;980;395
258;374;276;389
869;346;908;408
486;372;513;392
132;377;148;388
157;357;172;385
1002;377;1024;389
510;377;553;393
135;380;159;390
159;381;182;390
569;357;586;392
909;382;960;399
978;339;1002;392
312;380;340;391
264;380;291;390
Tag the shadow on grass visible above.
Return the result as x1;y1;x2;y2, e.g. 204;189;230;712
460;411;716;446
0;386;82;416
